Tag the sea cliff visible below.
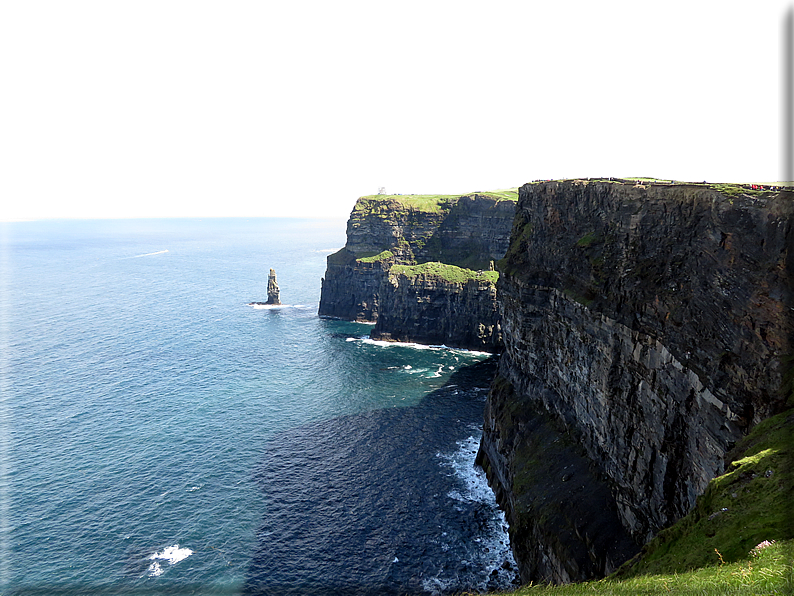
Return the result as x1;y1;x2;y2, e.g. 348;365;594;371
318;191;517;351
476;179;793;584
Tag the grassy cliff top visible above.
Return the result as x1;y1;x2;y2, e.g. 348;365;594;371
355;189;519;213
356;249;394;263
524;178;793;197
390;262;499;285
495;408;794;595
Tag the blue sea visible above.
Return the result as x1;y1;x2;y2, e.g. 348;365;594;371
1;218;517;595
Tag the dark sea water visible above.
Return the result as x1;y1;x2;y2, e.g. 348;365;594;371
1;218;516;595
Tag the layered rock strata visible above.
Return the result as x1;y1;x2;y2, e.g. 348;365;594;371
371;268;500;349
477;179;793;584
266;268;281;305
319;192;517;350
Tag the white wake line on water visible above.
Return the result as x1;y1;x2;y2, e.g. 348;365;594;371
346;336;492;356
125;249;169;259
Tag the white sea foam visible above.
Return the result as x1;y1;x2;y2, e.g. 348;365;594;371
146;544;193;577
440;435;496;504
360;338;438;350
422;576;455;595
458;349;493;357
249;303;290;310
429;365;444;378
432;434;518;592
346;336;493;356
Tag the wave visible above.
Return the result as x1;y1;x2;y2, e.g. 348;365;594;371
440;435;498;504
433;433;518;592
147;544;193;577
346;336;492;356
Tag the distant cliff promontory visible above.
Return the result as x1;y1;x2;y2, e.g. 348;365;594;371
318;191;518;351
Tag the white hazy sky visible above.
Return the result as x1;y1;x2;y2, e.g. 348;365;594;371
2;1;792;221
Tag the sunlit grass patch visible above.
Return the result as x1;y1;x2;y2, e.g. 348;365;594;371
504;539;792;595
356;249;394;263
390;262;498;285
355;189;518;213
489;409;793;596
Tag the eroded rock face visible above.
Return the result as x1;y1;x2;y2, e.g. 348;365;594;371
370;271;501;351
342;194;515;268
266;268;281;305
318;193;516;350
319;250;391;321
477;179;793;584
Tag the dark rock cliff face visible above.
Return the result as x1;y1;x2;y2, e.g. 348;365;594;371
318;193;516;350
476;179;793;584
371;271;500;350
341;194;514;268
319;249;392;321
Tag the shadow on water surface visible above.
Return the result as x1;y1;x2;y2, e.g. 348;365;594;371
242;359;519;596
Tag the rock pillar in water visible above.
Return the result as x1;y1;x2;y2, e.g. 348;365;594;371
266;268;281;305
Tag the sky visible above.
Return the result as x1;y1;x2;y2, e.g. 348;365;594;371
1;1;792;221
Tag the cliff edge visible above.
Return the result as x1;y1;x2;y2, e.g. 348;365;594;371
476;179;793;584
318;191;517;351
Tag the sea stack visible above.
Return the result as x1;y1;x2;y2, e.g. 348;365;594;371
266;268;281;305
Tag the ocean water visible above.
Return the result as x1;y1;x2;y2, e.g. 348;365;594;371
1;218;516;595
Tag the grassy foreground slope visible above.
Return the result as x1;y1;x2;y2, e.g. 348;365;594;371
496;409;793;595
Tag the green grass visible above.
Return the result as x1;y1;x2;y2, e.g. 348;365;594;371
356;194;460;213
356;249;394;263
355;189;518;213
389;262;498;285
491;408;793;596
505;540;792;595
708;183;768;197
623;177;677;183
562;287;593;307
477;188;519;200
621;411;792;575
575;232;599;248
